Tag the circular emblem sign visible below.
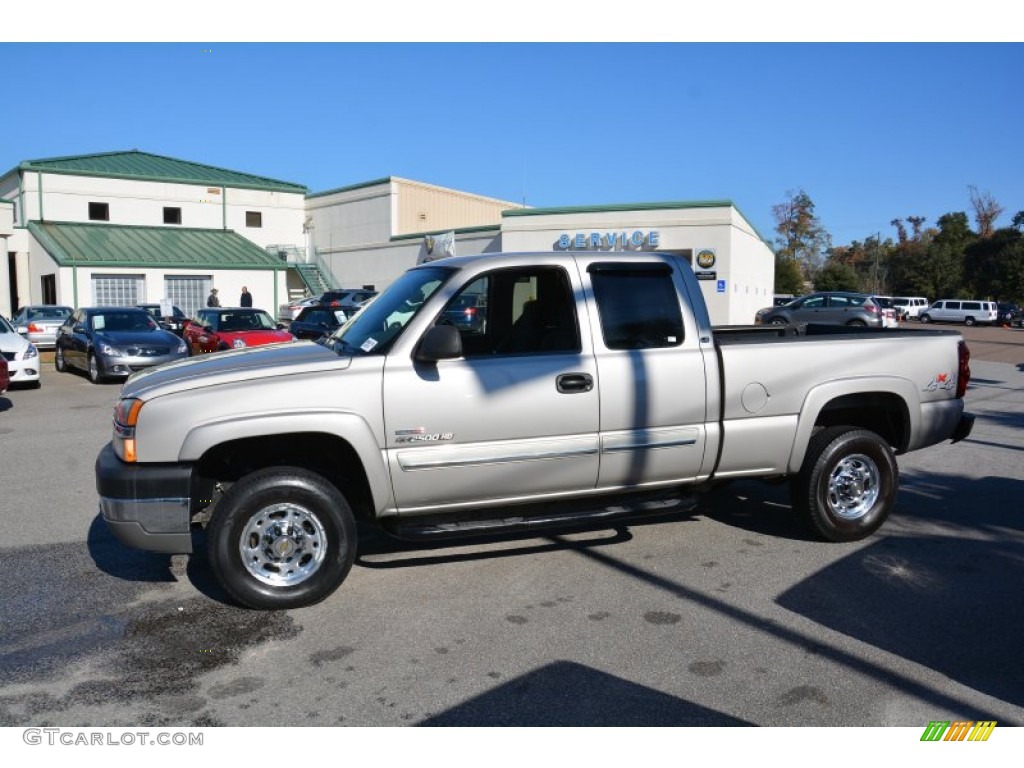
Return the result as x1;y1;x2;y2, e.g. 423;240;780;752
696;249;716;269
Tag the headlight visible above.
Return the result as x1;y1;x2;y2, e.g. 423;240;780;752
23;343;39;360
99;343;122;357
113;397;144;462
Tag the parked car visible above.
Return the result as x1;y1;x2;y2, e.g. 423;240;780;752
0;315;42;387
892;296;929;320
996;302;1021;327
10;305;74;349
755;292;891;328
138;303;189;336
441;293;486;332
184;308;294;355
288;305;347;340
919;300;998;326
277;296;320;325
318;289;378;317
55;307;189;384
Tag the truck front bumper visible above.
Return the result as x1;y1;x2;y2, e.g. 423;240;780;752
95;442;194;554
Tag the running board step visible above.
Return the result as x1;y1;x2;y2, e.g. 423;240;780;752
381;489;698;541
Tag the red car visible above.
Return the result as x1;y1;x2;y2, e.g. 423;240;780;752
184;308;294;355
0;355;9;394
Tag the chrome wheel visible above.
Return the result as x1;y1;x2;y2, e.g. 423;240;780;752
826;454;880;520
88;353;102;383
239;502;328;587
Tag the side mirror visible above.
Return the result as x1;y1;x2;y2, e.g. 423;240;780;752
415;324;462;362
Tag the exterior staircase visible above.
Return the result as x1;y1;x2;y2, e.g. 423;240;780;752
266;244;336;296
295;262;332;295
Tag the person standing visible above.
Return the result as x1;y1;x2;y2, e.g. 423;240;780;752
207;288;221;307
240;286;253;307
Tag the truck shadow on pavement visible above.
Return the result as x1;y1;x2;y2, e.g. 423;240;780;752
420;660;751;726
701;469;1024;712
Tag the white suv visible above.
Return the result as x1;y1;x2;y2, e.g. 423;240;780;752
920;299;998;326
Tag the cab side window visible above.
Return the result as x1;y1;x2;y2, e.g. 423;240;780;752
440;267;579;357
588;263;684;350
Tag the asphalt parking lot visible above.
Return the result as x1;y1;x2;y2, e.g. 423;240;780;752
0;324;1022;728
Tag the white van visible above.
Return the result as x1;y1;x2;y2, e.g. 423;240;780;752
892;296;929;319
920;299;998;326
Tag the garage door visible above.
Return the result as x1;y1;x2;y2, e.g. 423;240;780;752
92;274;144;306
164;276;212;318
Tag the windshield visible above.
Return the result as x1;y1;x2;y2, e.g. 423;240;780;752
91;311;159;332
325;266;452;355
218;310;277;332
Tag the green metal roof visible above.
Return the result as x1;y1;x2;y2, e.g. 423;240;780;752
502;199;736;217
28;221;286;270
306;177;393;199
19;151;307;193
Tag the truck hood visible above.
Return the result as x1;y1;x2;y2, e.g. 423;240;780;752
121;340;351;400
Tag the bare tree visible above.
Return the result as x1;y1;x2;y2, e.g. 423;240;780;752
890;218;907;244
907;216;927;240
968;185;1004;238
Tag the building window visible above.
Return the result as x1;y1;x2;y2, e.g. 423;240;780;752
89;202;110;221
245;211;262;228
92;274;144;306
41;274;57;304
163;207;182;225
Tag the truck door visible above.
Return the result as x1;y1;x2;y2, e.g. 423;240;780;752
582;259;710;488
383;263;599;513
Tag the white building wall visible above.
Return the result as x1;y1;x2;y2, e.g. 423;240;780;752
306;182;395;252
319;230;503;291
499;205;774;326
20;173;304;251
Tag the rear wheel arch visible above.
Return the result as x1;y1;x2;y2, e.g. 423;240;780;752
788;386;914;473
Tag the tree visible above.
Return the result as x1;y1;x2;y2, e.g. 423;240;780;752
815;261;861;292
968;185;1004;239
772;190;831;282
774;254;805;295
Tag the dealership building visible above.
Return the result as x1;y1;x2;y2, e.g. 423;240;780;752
1;150;774;324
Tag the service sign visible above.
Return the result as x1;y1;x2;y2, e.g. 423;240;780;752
556;230;660;251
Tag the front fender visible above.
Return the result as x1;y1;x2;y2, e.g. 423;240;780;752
178;410;393;512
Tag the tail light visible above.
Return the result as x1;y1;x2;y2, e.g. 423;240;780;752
865;304;878;314
28;323;45;332
464;307;476;318
956;340;971;398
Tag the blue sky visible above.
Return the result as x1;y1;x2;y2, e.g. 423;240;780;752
2;41;1021;247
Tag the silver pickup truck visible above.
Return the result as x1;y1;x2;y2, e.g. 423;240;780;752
96;251;974;609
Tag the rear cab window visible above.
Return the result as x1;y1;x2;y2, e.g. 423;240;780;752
587;263;684;350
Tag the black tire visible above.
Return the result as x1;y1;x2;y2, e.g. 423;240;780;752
206;467;357;610
919;314;931;323
87;352;104;384
846;319;867;327
770;317;788;326
791;426;898;542
964;317;975;327
54;345;68;372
